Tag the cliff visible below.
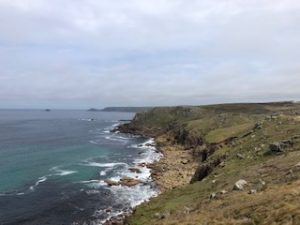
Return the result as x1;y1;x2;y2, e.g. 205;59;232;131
117;102;300;225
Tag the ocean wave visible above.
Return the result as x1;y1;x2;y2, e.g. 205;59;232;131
50;167;77;176
79;118;96;122
104;135;130;143
0;191;25;197
109;183;159;208
83;162;127;168
29;176;48;191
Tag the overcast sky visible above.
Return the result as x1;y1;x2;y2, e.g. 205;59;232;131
0;0;299;109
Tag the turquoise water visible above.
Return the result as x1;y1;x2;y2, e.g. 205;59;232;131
0;110;161;225
0;110;128;193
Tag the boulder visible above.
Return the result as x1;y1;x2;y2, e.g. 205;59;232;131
233;179;248;191
105;179;119;186
269;140;293;153
269;142;284;152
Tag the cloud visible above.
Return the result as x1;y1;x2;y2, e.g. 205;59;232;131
0;0;299;108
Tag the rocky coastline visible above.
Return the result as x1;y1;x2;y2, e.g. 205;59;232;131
110;102;300;225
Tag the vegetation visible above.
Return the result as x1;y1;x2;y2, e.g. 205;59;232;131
119;102;300;225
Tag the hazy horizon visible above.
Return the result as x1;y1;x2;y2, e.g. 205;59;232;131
0;0;299;109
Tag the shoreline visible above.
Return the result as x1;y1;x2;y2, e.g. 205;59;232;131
103;129;198;225
102;135;164;225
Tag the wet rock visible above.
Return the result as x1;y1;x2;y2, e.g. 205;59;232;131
145;143;155;147
105;179;119;186
137;163;146;167
233;179;248;191
128;168;142;173
119;177;140;187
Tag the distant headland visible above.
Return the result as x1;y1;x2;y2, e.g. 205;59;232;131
88;107;153;113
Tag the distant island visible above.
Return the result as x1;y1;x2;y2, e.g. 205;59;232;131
88;107;153;113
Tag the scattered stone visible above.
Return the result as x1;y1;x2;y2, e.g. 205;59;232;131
219;190;227;195
219;161;226;167
256;179;267;192
128;168;142;173
154;211;170;220
292;134;300;140
269;142;284;153
212;179;217;184
269;139;294;153
154;213;162;219
248;189;257;194
294;162;300;167
183;206;192;214
237;153;245;159
233;179;248;191
105;208;112;213
181;159;189;164
210;192;217;199
254;123;263;129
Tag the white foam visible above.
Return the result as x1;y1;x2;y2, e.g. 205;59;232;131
50;167;77;176
85;162;127;168
109;183;159;208
104;136;129;143
86;180;108;188
99;166;114;176
89;140;98;145
0;192;25;197
29;176;48;191
132;139;163;164
79;118;96;122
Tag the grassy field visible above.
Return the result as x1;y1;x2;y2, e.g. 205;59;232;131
120;102;300;225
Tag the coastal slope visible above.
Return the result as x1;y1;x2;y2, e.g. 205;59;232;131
118;102;300;225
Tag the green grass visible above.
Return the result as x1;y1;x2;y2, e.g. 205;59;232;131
205;123;254;143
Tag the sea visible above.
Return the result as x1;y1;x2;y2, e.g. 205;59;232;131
0;110;162;225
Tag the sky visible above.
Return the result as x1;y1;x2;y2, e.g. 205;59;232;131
0;0;299;109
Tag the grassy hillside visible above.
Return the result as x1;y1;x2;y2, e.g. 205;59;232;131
118;102;300;225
